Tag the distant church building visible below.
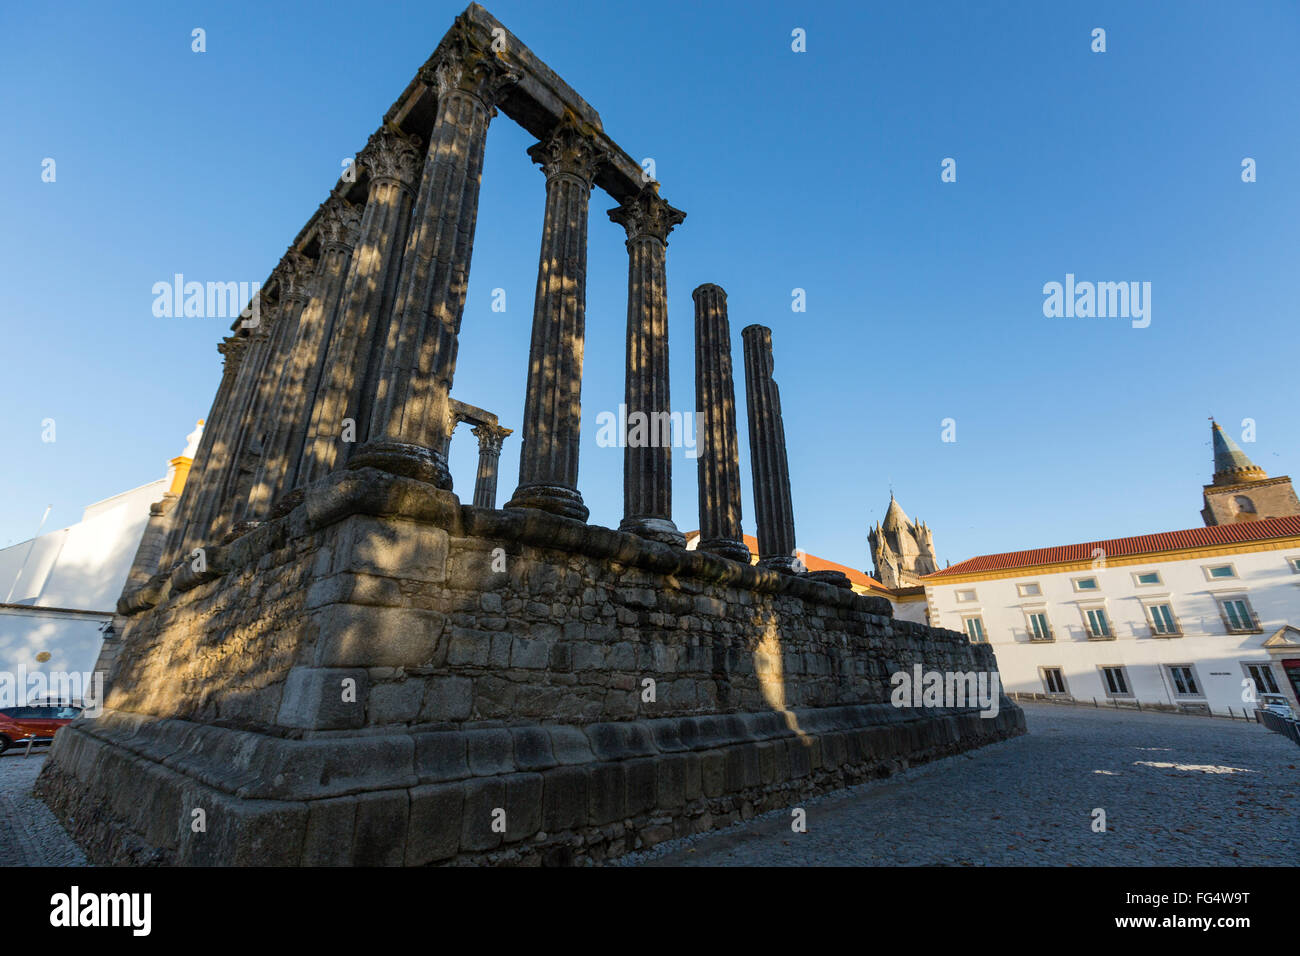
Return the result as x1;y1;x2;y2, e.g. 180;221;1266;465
1202;420;1300;526
868;495;939;588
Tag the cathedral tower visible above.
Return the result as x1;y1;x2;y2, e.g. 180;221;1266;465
868;495;939;588
1201;420;1300;526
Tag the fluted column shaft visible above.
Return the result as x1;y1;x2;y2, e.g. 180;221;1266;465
471;423;510;509
298;128;422;487
221;257;315;533
506;119;609;521
609;186;686;546
742;324;798;571
158;343;245;569
351;43;517;489
693;284;750;562
188;318;277;544
245;199;360;518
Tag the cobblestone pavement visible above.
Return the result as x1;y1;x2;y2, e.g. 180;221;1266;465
624;703;1300;866
4;706;1296;867
0;751;87;866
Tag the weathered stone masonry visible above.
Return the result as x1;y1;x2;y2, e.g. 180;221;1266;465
37;3;1023;865
39;469;1021;865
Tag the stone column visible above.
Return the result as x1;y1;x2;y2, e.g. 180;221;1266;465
471;423;511;509
608;185;686;546
245;197;361;518
222;252;315;534
692;284;750;562
351;33;518;489
194;298;285;544
741;324;799;572
158;336;247;570
505;118;609;520
297;126;423;487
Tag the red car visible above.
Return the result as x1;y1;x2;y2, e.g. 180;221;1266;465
0;703;82;754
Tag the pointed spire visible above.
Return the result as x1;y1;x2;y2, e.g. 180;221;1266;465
1210;419;1266;485
882;495;909;531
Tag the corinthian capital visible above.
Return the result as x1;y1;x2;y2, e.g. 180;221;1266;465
471;422;512;455
421;20;520;112
608;184;686;244
317;197;362;252
276;249;316;304
526;117;611;187
218;334;248;371
360;125;423;189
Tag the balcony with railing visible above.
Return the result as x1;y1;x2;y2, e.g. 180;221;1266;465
1148;623;1182;638
1026;624;1054;643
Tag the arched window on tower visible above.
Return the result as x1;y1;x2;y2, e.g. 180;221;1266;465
1233;495;1257;515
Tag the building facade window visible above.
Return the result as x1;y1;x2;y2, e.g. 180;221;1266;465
962;616;986;643
1017;582;1042;597
1072;576;1100;592
1100;666;1132;697
1244;662;1280;696
1041;667;1067;695
1166;665;1202;698
1287;556;1300;574
1026;610;1053;642
956;589;977;603
1145;602;1180;636
1083;606;1112;639
1133;570;1162;586
1217;596;1261;634
1203;563;1237;580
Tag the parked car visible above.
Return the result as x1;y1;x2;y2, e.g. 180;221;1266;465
0;703;83;754
1259;694;1296;720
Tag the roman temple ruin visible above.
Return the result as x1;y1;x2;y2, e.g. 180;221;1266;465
37;4;1023;865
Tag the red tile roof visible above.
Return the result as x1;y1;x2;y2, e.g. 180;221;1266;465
924;514;1300;579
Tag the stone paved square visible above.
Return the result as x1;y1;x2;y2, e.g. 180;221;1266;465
624;702;1300;866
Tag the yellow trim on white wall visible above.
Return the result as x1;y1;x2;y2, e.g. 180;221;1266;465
922;536;1300;585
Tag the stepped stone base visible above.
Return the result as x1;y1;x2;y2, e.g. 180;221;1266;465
36;468;1024;865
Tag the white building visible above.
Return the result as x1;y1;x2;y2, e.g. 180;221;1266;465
924;514;1300;715
924;424;1300;716
0;424;201;703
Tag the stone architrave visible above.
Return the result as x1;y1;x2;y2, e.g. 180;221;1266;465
298;126;423;487
609;185;686;546
741;324;800;573
692;284;750;563
351;29;519;489
505;117;610;521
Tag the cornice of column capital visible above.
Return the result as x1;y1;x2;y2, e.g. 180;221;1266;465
527;115;611;188
471;422;512;453
420;20;521;114
249;298;279;339
608;184;686;244
276;249;317;304
317;197;362;253
217;334;249;371
360;125;424;189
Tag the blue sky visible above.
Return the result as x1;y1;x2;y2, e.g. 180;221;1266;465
2;0;1297;573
